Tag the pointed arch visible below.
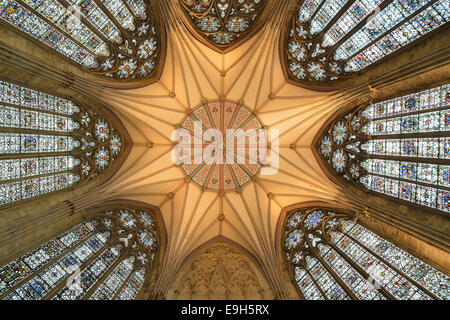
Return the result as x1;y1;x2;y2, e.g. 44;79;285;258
0;77;131;209
315;81;450;215
282;0;449;88
0;200;164;300
178;0;276;52
280;204;450;300
0;0;164;83
166;236;275;299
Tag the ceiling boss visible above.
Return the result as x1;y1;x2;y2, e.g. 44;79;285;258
174;100;278;193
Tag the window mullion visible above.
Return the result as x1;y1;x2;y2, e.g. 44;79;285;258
367;106;449;121
308;238;360;300
14;0;101;57
343;0;439;63
309;0;328;24
301;259;330;300
43;236;111;300
94;0;136;39
344;230;441;300
55;0;113;46
365;154;449;165
0;101;77;117
0;224;98;300
0;127;72;136
111;264;140;300
368;132;448;139
0;168;74;185
121;0;139;23
81;249;131;300
0;152;73;161
319;0;359;38
328;239;395;300
368;171;450;192
329;0;394;53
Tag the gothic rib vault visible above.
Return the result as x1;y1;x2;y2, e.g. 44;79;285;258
0;0;449;300
61;0;448;297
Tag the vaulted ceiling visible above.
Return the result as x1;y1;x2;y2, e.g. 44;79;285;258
66;0;356;291
0;0;449;296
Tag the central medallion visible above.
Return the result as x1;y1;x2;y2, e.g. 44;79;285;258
178;100;264;193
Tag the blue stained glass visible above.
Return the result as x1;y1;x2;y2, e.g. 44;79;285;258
437;190;450;212
286;229;304;249
401;163;417;180
0;80;122;207
401;116;418;132
342;220;450;299
401;139;417;156
304;210;324;229
0;0;159;80
442;112;450;130
1;224;102;299
0;0;97;67
405;96;418;110
336;85;450;213
439;166;450;187
440;138;450;159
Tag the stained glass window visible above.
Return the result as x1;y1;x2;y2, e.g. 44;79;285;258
179;0;268;49
283;207;450;300
0;79;123;207
318;83;450;214
285;0;449;84
0;0;160;81
0;205;160;300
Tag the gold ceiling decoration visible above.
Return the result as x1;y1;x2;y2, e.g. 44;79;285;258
178;100;263;193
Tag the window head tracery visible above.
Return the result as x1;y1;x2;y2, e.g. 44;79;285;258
0;79;126;207
316;83;450;214
285;0;449;86
0;204;161;300
179;0;269;50
283;206;450;300
168;242;271;299
0;0;162;81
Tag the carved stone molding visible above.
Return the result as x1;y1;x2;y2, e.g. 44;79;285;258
167;242;274;300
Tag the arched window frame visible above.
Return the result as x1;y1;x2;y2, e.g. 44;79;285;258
314;81;450;215
0;77;131;210
178;0;276;52
0;201;164;300
167;236;273;300
282;0;450;89
0;0;165;83
280;204;450;300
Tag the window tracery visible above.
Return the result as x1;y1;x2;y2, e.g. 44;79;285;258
0;79;124;207
317;83;450;214
0;205;160;300
283;207;450;300
0;0;161;81
285;0;449;85
179;0;268;49
169;242;269;299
